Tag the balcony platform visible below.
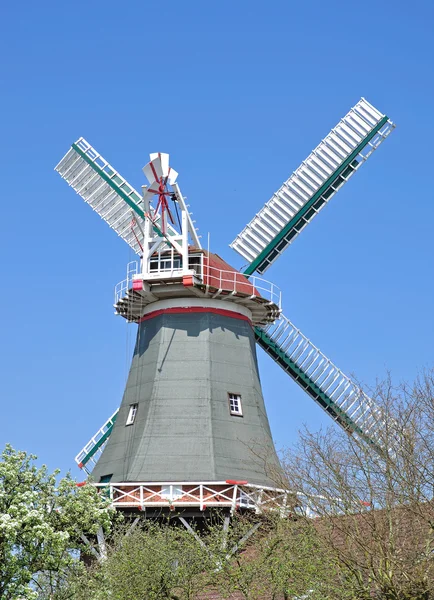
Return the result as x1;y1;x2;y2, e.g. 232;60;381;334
114;251;281;326
92;480;291;515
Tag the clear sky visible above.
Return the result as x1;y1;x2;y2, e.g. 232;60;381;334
0;0;433;477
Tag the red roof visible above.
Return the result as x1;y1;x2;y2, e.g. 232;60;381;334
201;251;260;297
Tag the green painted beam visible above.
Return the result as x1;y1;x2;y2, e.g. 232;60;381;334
80;414;118;467
71;143;172;245
244;115;389;276
254;326;381;452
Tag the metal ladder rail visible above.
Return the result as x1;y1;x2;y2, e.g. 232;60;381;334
75;409;119;474
255;317;386;452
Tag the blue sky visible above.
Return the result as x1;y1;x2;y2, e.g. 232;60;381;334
0;0;433;476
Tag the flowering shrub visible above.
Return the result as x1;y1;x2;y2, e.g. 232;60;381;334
0;445;114;600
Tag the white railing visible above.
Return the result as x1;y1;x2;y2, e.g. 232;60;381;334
94;480;290;514
203;266;281;309
81;479;364;518
114;261;139;305
114;260;281;310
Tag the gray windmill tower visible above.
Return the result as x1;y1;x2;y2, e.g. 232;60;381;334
56;98;394;519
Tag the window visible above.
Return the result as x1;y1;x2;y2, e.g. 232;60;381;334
160;485;183;500
99;474;112;498
126;403;138;426
150;257;182;272
228;393;243;416
239;490;255;508
188;254;202;276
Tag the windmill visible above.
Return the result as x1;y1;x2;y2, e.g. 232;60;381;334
55;98;395;521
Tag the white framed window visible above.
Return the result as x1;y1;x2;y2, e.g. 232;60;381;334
126;403;138;426
239;490;255;508
160;485;183;500
188;254;203;276
150;257;182;272
228;393;243;416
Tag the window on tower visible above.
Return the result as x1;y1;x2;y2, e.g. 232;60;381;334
228;393;243;416
126;403;138;426
160;485;183;500
150;256;182;272
99;474;112;483
188;254;203;276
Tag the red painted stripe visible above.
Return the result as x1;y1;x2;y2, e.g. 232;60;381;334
137;306;252;325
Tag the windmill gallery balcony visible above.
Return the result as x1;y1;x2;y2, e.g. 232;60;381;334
93;480;291;515
113;249;282;326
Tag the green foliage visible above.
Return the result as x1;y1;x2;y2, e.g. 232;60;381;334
0;445;114;600
103;521;215;600
212;515;352;600
52;514;352;600
281;370;434;600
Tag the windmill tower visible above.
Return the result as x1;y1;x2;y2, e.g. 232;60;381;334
56;98;395;520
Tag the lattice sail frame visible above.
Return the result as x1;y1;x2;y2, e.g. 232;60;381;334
55;138;179;254
231;98;395;275
75;409;119;474
255;314;393;453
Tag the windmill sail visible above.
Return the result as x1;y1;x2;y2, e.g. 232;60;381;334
231;98;395;275
55;138;178;253
75;409;119;474
255;314;389;453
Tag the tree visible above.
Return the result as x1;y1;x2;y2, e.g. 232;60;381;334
0;445;114;600
280;370;434;599
212;514;352;600
61;514;348;600
77;520;216;600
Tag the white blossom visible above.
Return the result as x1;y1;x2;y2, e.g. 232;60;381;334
0;444;115;600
